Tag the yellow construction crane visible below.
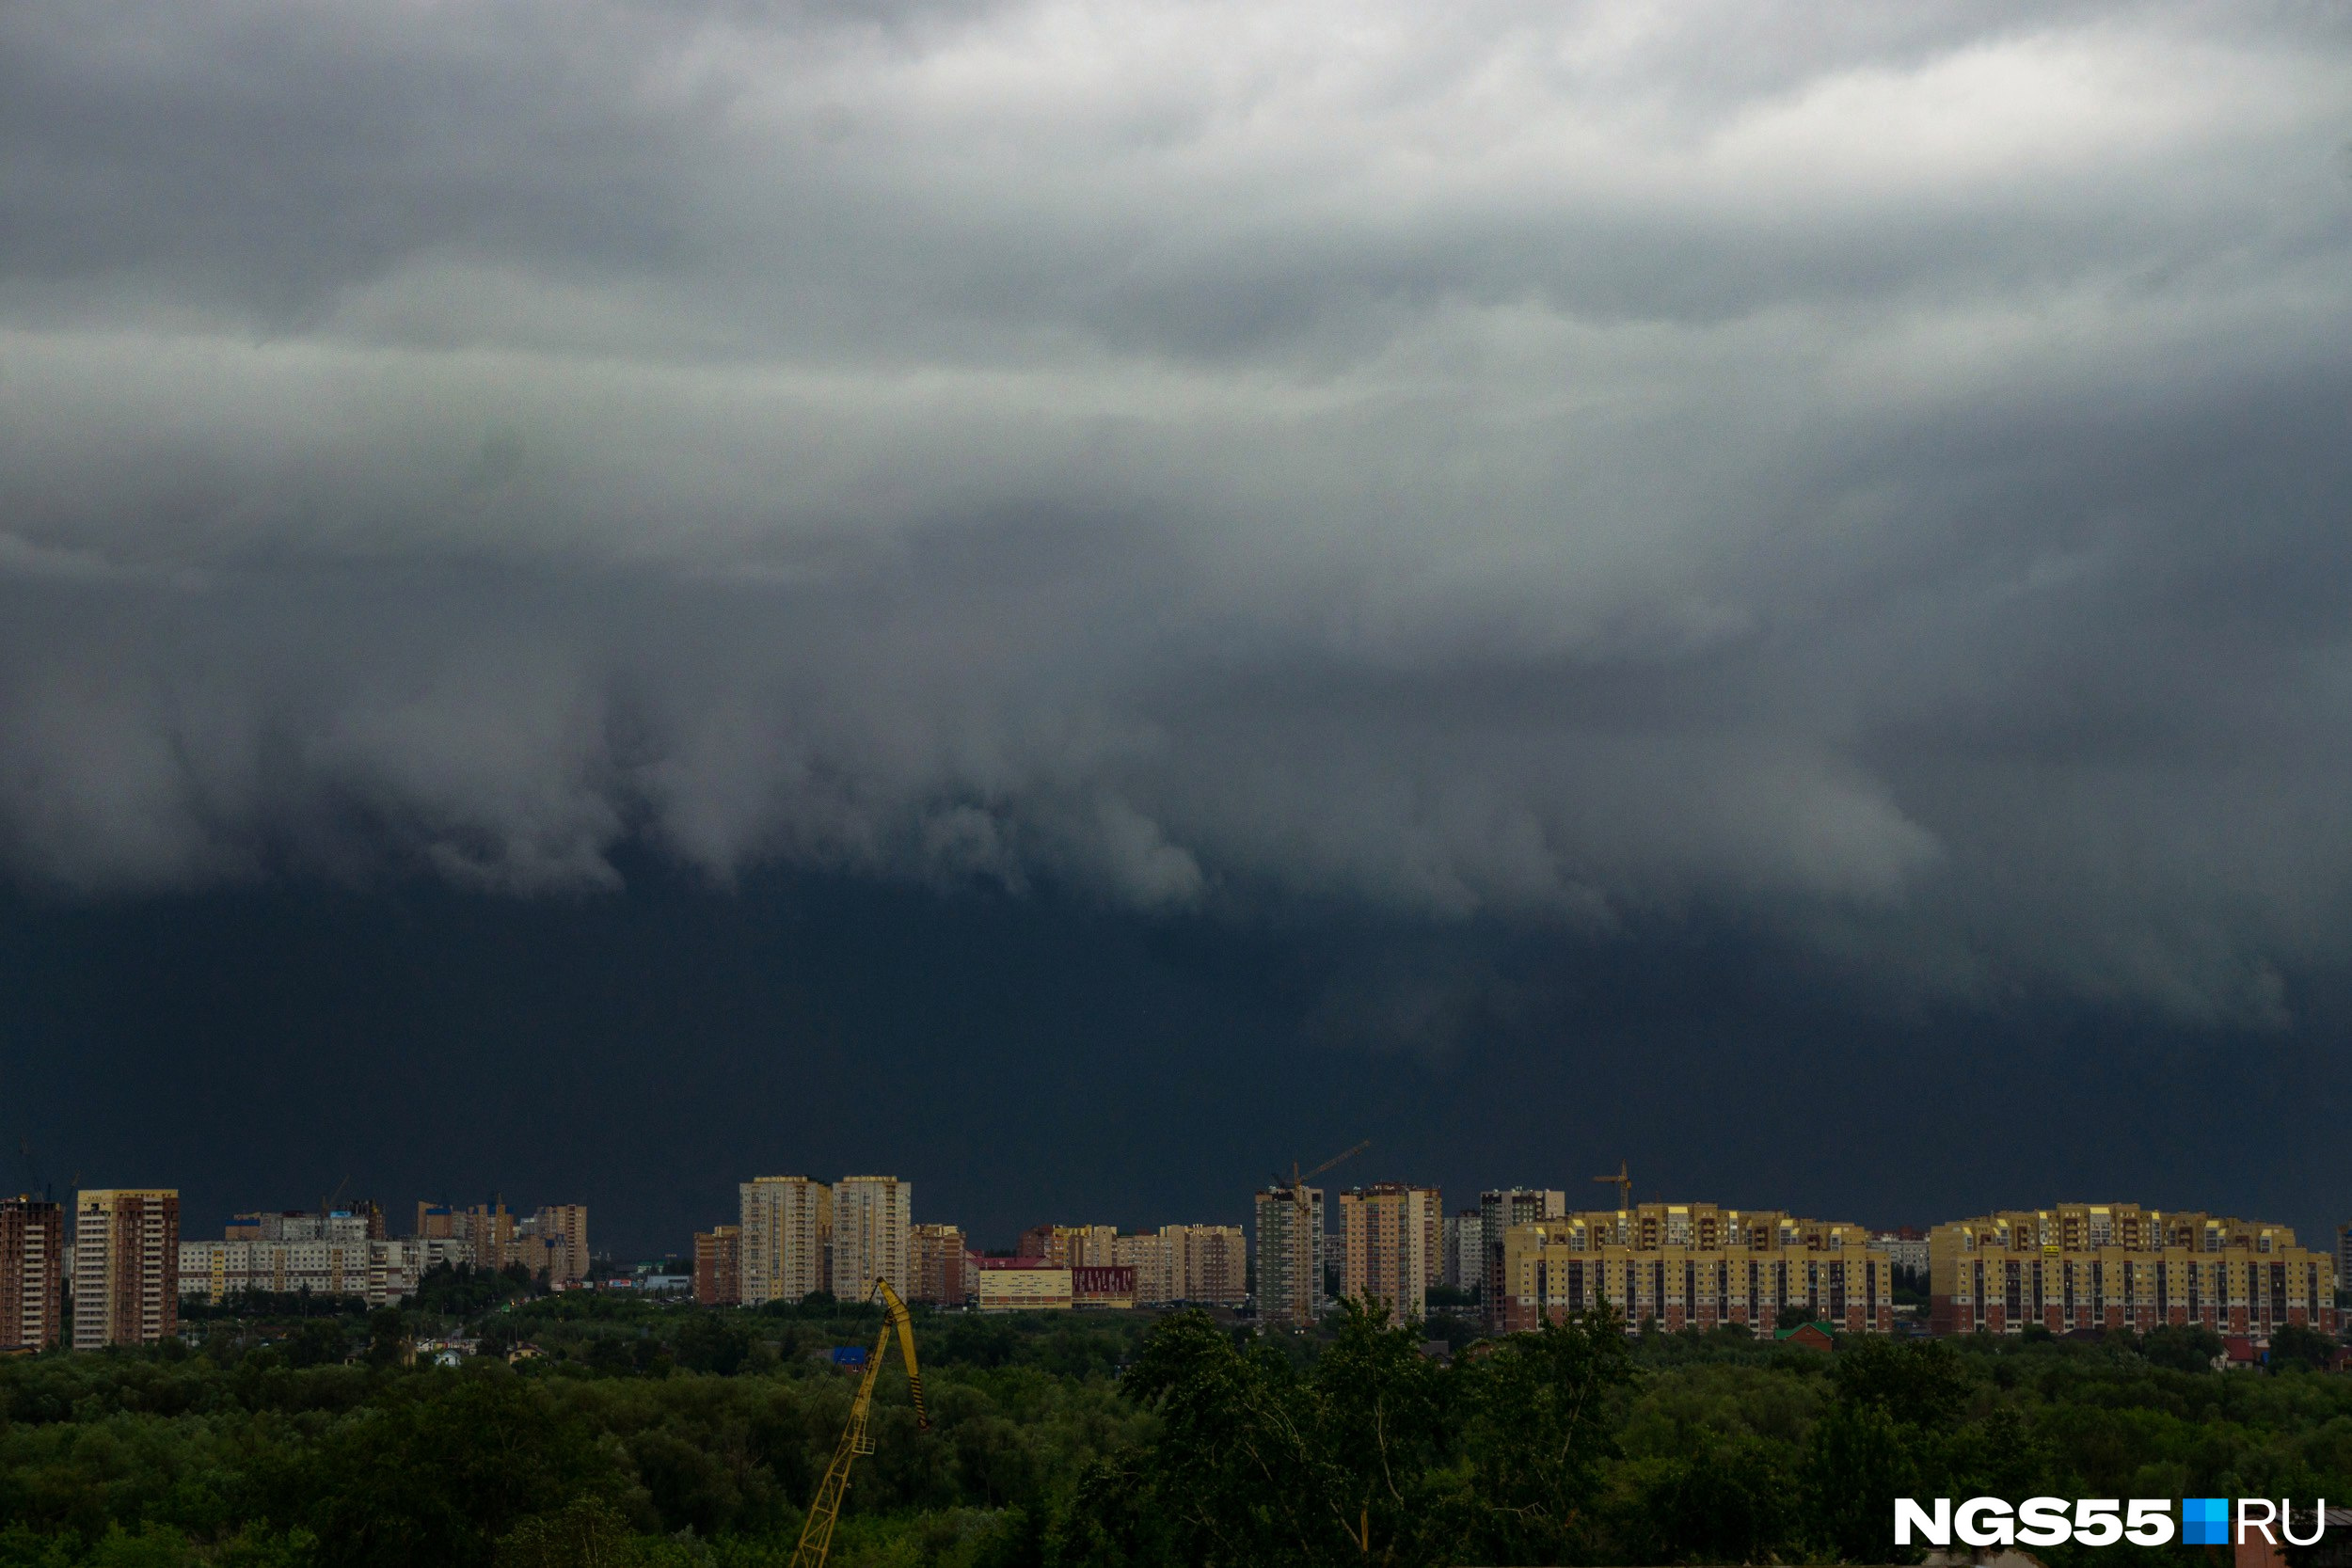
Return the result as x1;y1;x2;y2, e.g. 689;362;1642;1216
790;1278;929;1568
1594;1160;1632;1211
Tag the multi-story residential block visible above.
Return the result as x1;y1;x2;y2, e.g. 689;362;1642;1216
1498;1203;1894;1337
462;1203;516;1271
739;1177;832;1306
1873;1227;1930;1276
1931;1204;2339;1338
2;1197;66;1352
693;1227;741;1307
975;1257;1072;1310
72;1189;180;1349
1340;1183;1439;1322
415;1203;461;1241
1254;1185;1326;1327
831;1176;912;1301
180;1236;425;1307
2337;1222;2351;1302
1480;1189;1565;1330
1114;1231;1169;1305
1443;1210;1482;1291
911;1223;972;1306
533;1206;590;1283
1162;1224;1247;1307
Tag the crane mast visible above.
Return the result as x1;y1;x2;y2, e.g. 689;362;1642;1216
790;1277;929;1568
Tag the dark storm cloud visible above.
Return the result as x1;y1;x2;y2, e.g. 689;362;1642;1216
3;0;2350;1021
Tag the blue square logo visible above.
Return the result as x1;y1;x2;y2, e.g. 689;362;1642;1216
2184;1497;2231;1545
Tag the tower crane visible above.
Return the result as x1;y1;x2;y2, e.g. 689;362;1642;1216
789;1277;929;1568
1264;1141;1367;1321
1593;1160;1632;1211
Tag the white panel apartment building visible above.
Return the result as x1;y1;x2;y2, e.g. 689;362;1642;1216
739;1176;833;1306
831;1176;912;1300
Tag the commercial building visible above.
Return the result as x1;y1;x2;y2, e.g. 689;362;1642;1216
693;1227;740;1307
976;1257;1072;1310
1073;1265;1136;1308
1930;1204;2340;1338
911;1223;972;1306
2;1197;66;1352
1162;1223;1248;1307
739;1177;832;1306
1254;1185;1326;1327
72;1189;180;1349
831;1176;912;1300
1339;1183;1439;1321
1480;1189;1565;1330
1496;1203;1894;1336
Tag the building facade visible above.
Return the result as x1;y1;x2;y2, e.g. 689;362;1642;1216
830;1176;912;1300
1254;1185;1326;1327
693;1227;741;1307
180;1236;425;1307
2;1197;66;1352
910;1223;972;1306
1480;1189;1565;1330
533;1206;590;1283
1443;1210;1482;1291
1162;1223;1248;1307
1073;1264;1136;1308
976;1258;1072;1310
1931;1204;2340;1338
739;1176;832;1306
1113;1231;1169;1305
1498;1203;1894;1336
1874;1227;1930;1276
72;1189;180;1349
1340;1183;1438;1321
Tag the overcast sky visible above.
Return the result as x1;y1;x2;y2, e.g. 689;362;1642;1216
5;3;2350;1248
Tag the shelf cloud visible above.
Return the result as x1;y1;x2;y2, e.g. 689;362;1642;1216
4;0;2349;1022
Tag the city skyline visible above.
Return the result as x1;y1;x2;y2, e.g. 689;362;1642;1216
3;4;2351;1277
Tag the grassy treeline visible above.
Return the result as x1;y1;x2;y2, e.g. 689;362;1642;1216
5;1290;2352;1567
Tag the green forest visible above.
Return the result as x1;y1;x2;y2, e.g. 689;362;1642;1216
7;1275;2352;1567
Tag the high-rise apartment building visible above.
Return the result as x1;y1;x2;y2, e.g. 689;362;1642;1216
1162;1224;1247;1307
911;1223;971;1306
462;1202;516;1271
1114;1231;1170;1305
534;1206;590;1283
1498;1203;1893;1336
1931;1204;2339;1338
2;1197;66;1352
693;1227;741;1307
739;1177;832;1306
1480;1189;1565;1329
830;1176;912;1300
1340;1183;1438;1321
1443;1210;1482;1291
72;1189;180;1350
1254;1185;1325;1327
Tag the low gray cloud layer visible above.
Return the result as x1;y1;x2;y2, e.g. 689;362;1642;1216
3;0;2349;1020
